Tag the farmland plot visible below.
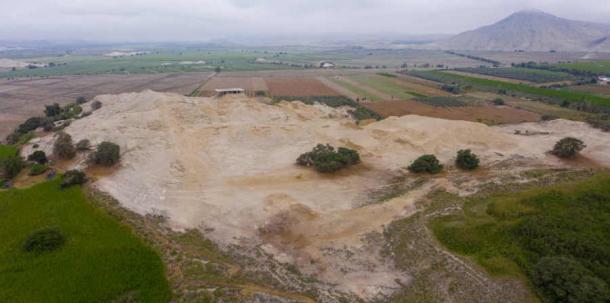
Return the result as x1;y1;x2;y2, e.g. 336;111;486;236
455;67;575;83
265;77;341;97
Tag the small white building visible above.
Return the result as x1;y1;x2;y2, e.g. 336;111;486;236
319;61;336;69
215;88;245;97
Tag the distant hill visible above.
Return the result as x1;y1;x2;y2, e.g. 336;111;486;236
437;10;610;52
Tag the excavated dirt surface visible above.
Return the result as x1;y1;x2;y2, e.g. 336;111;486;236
40;91;610;301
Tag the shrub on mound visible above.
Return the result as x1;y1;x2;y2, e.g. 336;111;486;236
2;155;24;179
91;100;102;110
76;139;91;151
29;163;48;176
91;141;120;166
551;137;586;158
297;144;360;173
53;132;76;160
408;154;443;174
60;170;87;189
23;227;65;253
455;149;480;171
27;150;48;164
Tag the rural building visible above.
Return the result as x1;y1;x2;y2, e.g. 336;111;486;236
319;61;336;69
598;76;610;84
215;88;245;96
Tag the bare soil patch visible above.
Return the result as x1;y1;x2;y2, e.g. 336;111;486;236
265;77;341;97
362;100;540;125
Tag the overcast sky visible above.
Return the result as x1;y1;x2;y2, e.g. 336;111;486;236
1;0;609;42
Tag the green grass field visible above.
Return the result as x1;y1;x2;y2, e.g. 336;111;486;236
410;70;610;108
430;173;610;302
0;179;170;302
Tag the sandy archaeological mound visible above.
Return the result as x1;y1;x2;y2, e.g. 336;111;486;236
57;90;610;299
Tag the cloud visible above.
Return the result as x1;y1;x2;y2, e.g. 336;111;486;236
0;0;608;42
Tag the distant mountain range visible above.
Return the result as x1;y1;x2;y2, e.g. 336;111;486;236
435;10;610;52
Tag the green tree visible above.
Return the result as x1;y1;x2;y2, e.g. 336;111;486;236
44;103;62;117
60;170;87;188
296;144;360;173
53;132;76;160
76;139;91;151
27;151;48;164
2;155;24;179
92;142;120;166
408;155;443;174
455;149;480;170
532;257;609;303
552;137;586;158
23;227;65;253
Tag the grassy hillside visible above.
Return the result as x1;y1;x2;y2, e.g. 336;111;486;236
431;173;610;302
0;179;170;302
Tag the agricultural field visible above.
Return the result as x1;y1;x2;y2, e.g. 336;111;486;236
347;73;415;100
556;60;610;75
568;84;610;97
0;179;170;302
408;70;610;108
456;51;610;65
265;77;341;97
362;100;539;124
326;75;383;101
455;67;576;83
430;173;610;303
0;73;209;140
0;50;297;78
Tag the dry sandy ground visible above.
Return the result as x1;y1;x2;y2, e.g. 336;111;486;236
0;73;210;139
37;91;610;300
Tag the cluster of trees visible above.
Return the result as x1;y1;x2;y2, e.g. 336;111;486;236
405;137;585;176
512;61;598;78
446;51;501;66
297;144;360;173
53;132;120;166
407;149;480;174
5;96;91;144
